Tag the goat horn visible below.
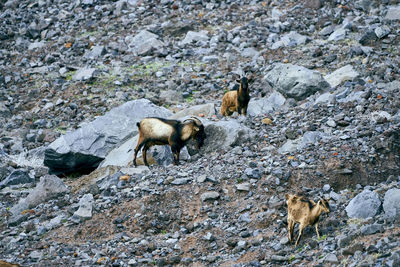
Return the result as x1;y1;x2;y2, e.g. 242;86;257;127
190;116;202;126
182;117;202;126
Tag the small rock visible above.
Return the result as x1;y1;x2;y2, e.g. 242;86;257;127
236;183;251;191
200;192;220;201
360;224;384;235
324;253;338;263
72;194;94;221
72;68;97;81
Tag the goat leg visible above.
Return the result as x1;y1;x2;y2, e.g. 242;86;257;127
171;145;180;165
143;143;150;166
295;224;305;246
315;223;320;239
287;219;294;242
133;142;145;167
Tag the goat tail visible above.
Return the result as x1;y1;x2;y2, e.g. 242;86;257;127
136;122;140;128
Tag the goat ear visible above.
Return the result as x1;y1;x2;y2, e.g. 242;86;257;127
236;79;241;83
284;193;289;200
194;126;199;132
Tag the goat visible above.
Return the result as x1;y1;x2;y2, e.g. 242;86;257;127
285;193;330;246
133;117;206;166
0;260;20;267
220;76;251;116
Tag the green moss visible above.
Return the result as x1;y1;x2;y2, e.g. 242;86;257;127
288;255;296;264
185;95;194;103
65;71;76;81
316;234;328;242
78;30;99;38
55;127;67;135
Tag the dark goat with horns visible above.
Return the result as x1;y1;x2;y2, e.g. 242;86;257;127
220;75;252;116
133;117;206;166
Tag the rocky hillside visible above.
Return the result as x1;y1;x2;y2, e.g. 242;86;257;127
1;0;400;266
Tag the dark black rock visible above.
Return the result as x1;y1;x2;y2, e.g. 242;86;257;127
0;169;33;189
359;30;378;46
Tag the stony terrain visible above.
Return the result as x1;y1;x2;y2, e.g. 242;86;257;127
1;0;400;266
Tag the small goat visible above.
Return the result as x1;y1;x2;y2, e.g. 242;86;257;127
133;117;206;166
285;193;330;246
220;76;251;116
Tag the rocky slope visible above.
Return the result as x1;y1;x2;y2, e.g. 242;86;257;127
1;0;400;266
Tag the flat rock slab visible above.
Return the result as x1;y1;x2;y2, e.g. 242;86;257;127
44;99;171;174
9;175;69;226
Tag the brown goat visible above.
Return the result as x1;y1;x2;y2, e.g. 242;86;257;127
133;117;206;166
0;260;20;267
220;76;251;116
285;193;330;246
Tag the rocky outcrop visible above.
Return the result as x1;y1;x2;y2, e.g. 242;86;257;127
44;99;172;174
264;63;330;100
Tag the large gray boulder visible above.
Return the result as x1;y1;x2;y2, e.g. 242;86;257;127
345;189;381;219
9;175;69;225
100;117;254;167
383;188;400;220
44;99;172;175
202;119;255;153
170;103;216;119
247;91;286;116
264;63;330;100
99;134;182;167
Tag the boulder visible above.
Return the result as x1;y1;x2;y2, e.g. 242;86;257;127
383;188;400;220
345;189;381;219
202;119;255;153
72;67;97;81
170;103;216;119
72;194;94;221
9;175;69;225
247;91;286;116
324;65;359;88
328;28;347;41
180;30;209;45
126;30;165;55
385;6;400;20
84;45;106;59
264;63;330;100
0;169;33;189
44;99;171;175
99;133;182;167
271;31;309;49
